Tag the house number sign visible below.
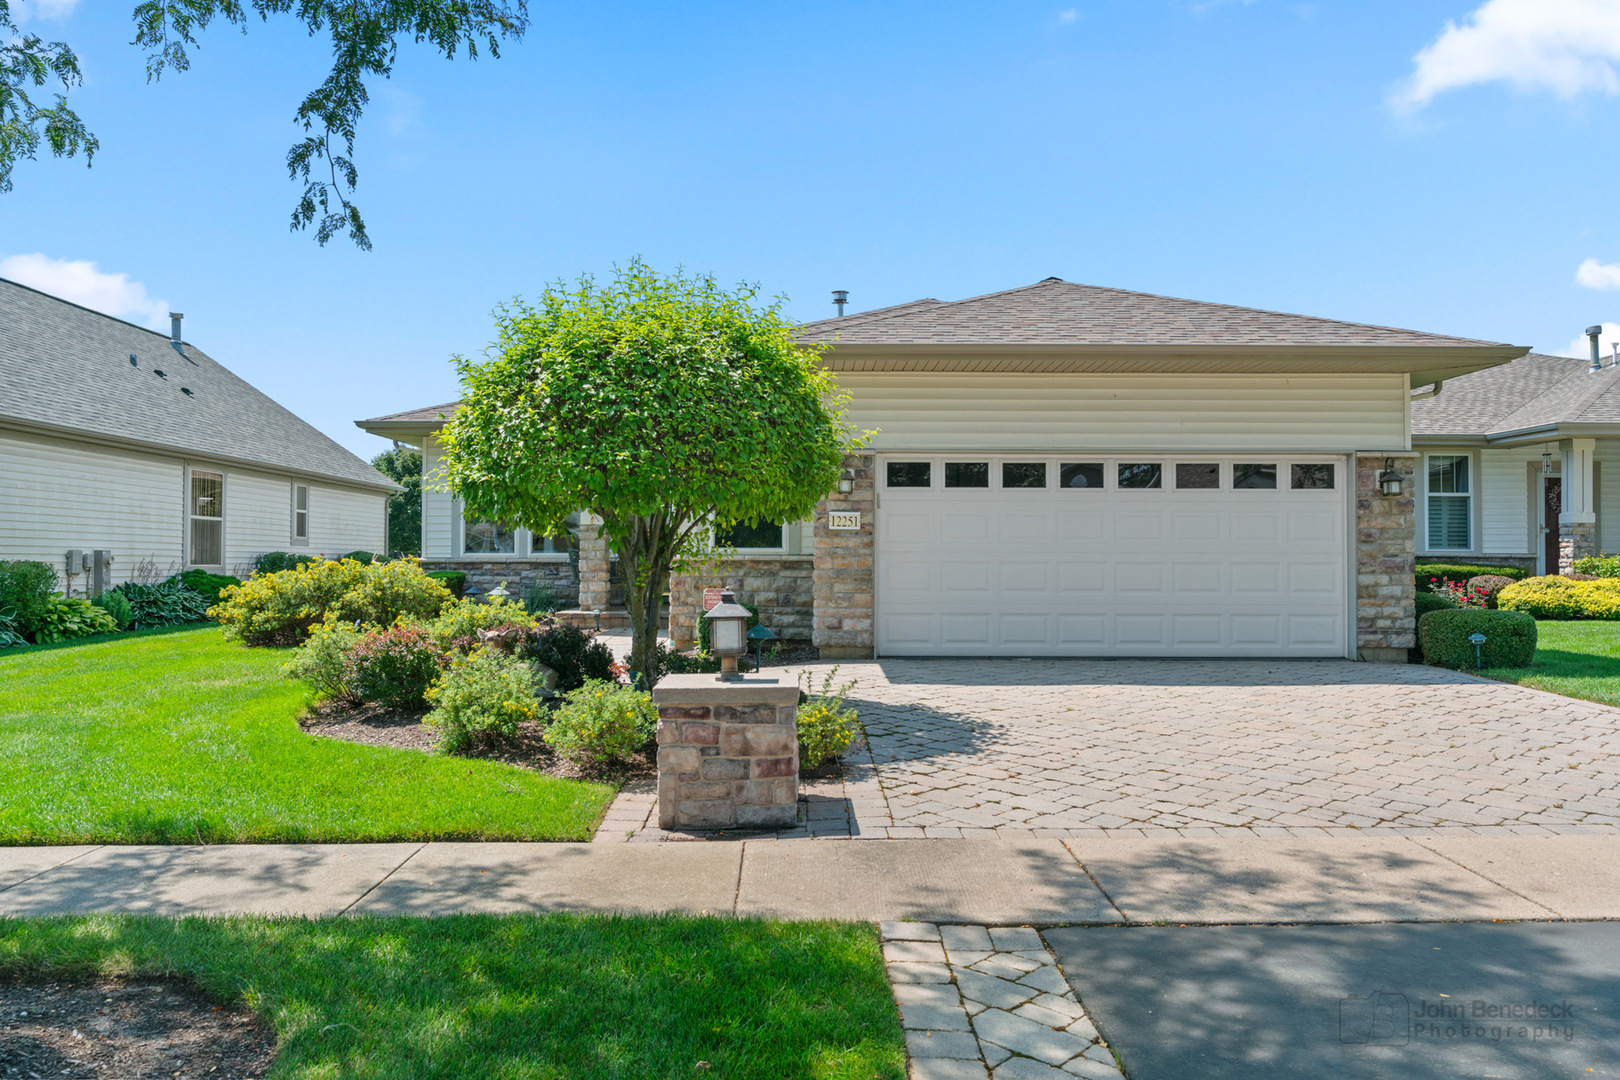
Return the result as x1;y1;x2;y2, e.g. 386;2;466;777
828;511;861;531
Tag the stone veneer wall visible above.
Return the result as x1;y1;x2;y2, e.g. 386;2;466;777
420;560;578;605
1356;452;1417;662
668;557;815;648
653;677;800;830
812;453;875;659
1559;523;1598;575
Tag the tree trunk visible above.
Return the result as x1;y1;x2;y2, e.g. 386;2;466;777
617;512;675;689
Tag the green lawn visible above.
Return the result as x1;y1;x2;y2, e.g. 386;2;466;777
0;627;615;844
1480;620;1620;708
0;913;906;1080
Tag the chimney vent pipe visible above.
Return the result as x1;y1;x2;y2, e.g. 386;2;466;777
832;290;848;317
169;313;184;352
1588;324;1604;372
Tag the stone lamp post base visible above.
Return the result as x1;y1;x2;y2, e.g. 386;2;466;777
651;674;800;830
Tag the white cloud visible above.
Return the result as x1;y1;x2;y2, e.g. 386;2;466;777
12;0;80;24
1564;321;1620;360
1395;0;1620;110
0;253;168;330
1577;258;1620;289
1056;8;1079;25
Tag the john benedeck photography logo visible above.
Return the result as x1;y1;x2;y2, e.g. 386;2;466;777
1340;992;1576;1045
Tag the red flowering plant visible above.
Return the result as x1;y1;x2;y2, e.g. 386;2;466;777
1431;577;1490;609
342;622;448;708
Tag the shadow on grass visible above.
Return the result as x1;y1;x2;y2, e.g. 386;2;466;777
0;913;906;1080
1;622;214;657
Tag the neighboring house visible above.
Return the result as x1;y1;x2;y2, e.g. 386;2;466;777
1412;350;1620;576
0;277;396;592
359;278;1531;662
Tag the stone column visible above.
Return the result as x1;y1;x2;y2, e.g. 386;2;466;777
575;516;611;611
812;452;875;659
1559;438;1599;573
1356;453;1417;663
652;675;800;830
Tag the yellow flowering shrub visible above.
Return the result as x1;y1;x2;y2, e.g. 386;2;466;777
425;647;541;753
1497;575;1620;620
545;679;655;766
211;557;451;646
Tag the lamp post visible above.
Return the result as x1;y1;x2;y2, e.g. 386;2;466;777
704;590;751;681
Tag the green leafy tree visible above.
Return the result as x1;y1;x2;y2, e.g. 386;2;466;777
1;0;527;248
371;446;423;555
441;261;861;686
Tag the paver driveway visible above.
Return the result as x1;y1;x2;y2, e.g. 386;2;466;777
820;659;1620;838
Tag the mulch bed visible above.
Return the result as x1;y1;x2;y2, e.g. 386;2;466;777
0;979;274;1079
298;700;656;785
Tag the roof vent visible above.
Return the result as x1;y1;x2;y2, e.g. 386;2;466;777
169;312;184;355
153;369;167;379
832;290;848;317
128;354;138;367
180;387;193;397
1041;276;1064;282
1588;324;1604;372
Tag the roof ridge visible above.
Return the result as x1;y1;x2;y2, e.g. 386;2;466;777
798;297;944;334
0;276;183;345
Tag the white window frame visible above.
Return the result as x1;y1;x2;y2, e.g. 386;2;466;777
187;467;225;569
715;516;788;554
1424;452;1475;553
455;502;578;561
291;484;310;546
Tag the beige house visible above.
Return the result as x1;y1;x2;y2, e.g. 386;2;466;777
0;278;395;589
360;278;1532;662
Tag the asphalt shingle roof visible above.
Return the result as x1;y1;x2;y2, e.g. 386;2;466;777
795;278;1513;348
1411;351;1620;437
0;278;395;491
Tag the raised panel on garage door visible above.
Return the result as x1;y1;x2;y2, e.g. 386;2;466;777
875;455;1348;658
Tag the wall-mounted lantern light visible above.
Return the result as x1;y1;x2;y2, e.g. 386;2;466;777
1543;447;1554;476
837;468;855;494
1378;457;1404;497
703;589;751;681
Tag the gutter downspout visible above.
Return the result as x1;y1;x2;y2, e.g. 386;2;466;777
1410;379;1444;401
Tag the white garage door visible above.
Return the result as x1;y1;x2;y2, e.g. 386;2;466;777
876;455;1350;657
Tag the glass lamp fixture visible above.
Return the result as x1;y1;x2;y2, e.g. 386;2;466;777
1378;458;1404;497
1543;447;1554;476
704;589;752;681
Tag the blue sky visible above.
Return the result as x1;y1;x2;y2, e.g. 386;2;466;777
9;0;1620;458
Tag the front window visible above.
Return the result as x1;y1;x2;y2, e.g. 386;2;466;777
190;470;223;567
1427;455;1471;550
718;517;784;549
293;485;308;541
464;518;516;555
533;512;580;555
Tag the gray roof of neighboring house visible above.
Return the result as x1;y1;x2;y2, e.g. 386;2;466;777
0;277;396;491
795;278;1513;348
1411;351;1620;438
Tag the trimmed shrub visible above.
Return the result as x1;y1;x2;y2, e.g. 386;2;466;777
1498;575;1620;620
1415;562;1528;593
1573;554;1620;578
211;558;451;646
343;623;447;708
427;597;540;653
517;620;617;692
284;617;363;699
341;550;377;565
253;551;320;575
1418;608;1537;670
111;580;211;629
93;589;132;630
697;599;760;653
426;570;468;598
797;668;859;773
173;569;241;605
0;560;59;636
1467;574;1517;610
426;648;542;753
33;595;120;643
544;679;656;766
1415;590;1456;618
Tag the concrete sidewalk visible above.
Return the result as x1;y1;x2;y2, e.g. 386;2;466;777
2;835;1616;924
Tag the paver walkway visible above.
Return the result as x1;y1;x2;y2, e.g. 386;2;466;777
731;659;1617;839
882;921;1124;1080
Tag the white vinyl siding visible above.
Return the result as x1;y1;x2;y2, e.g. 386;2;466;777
422;436;454;559
1600;441;1620;555
1480;446;1540;555
838;373;1408;453
0;427;185;587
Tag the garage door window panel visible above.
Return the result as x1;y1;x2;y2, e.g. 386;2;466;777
1427;455;1471;550
1002;462;1047;489
945;462;990;488
1291;463;1335;490
1234;463;1278;489
1118;463;1162;489
1061;463;1105;489
887;462;932;488
1175;463;1219;490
